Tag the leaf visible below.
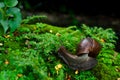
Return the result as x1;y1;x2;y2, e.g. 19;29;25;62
0;2;5;8
7;7;22;32
0;20;9;34
0;8;5;20
4;0;18;7
0;11;2;20
0;25;4;35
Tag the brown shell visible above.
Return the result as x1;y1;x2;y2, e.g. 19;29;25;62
76;37;102;58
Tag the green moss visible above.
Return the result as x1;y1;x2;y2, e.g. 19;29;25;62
22;15;47;24
0;22;119;80
4;41;21;50
18;24;36;32
17;27;30;33
92;63;120;80
73;71;97;80
19;23;78;34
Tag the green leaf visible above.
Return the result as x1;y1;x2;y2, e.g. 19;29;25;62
0;20;9;34
4;0;18;7
7;7;22;32
0;11;2;19
0;25;4;35
0;8;4;20
0;2;5;8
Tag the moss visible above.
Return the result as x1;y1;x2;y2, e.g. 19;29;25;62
0;22;119;79
73;71;97;80
4;40;21;50
18;24;36;32
92;63;120;80
19;23;77;34
18;27;30;33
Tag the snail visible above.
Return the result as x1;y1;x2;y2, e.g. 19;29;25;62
57;37;102;71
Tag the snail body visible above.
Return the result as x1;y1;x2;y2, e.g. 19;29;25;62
58;46;97;70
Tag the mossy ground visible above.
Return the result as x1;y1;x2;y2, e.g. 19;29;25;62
0;22;120;80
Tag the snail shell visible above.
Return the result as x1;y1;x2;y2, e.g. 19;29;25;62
76;37;102;58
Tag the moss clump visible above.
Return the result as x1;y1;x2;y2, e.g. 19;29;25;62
4;41;21;50
92;63;120;80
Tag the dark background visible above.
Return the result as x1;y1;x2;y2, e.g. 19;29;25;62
21;0;120;17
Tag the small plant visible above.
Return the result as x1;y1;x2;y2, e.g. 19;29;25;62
0;0;22;35
22;15;47;24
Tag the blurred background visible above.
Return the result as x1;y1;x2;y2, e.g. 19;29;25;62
18;0;120;52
